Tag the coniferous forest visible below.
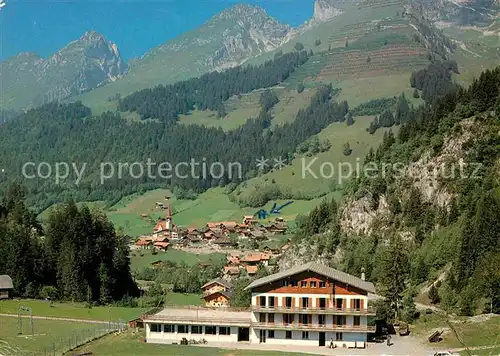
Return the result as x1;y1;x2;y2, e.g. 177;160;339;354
0;184;138;301
0;83;348;212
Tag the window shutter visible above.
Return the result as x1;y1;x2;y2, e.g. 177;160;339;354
308;314;312;324
282;297;285;308
350;299;354;310
360;299;364;310
308;297;312;309
316;297;320;309
274;296;278;308
292;297;296;309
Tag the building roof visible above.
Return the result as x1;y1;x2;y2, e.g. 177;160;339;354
145;307;250;326
203;289;233;300
201;278;232;290
0;275;13;290
224;266;240;275
136;239;152;246
245;265;259;275
213;236;231;245
153;241;170;248
244;262;376;293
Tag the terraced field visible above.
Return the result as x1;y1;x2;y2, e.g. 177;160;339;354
357;0;404;10
316;44;428;81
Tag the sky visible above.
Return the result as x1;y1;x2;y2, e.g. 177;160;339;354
0;0;315;61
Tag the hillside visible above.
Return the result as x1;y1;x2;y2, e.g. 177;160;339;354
0;31;127;110
280;66;500;316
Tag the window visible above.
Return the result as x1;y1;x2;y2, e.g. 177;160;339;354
164;324;175;333
354;316;361;326
219;326;230;335
302;331;309;340
282;280;289;287
259;296;266;307
150;324;160;332
285;331;292;339
268;313;275;323
285;297;292;308
300;281;307;287
268;296;275;307
310;281;317;288
259;313;266;322
283;314;293;325
191;325;202;334
300;314;310;325
336;332;343;341
301;297;309;309
205;326;216;335
267;330;275;338
177;325;188;333
336;298;344;310
319;297;326;309
290;280;298;287
319;281;326;288
336;315;346;326
318;315;326;325
353;298;361;310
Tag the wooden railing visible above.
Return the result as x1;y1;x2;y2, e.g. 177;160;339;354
251;322;376;332
251;306;376;315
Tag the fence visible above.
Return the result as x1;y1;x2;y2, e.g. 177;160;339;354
0;321;126;356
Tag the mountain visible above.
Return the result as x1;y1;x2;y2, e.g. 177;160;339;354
0;31;127;110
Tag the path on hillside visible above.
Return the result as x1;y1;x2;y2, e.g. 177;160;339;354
0;313;124;325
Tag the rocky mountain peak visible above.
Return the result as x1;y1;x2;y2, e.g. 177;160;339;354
312;0;343;23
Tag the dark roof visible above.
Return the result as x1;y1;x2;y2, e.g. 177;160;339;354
203;289;233;300
244;262;375;293
0;275;13;290
201;278;232;290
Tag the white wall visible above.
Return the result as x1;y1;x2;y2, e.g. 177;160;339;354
146;323;238;344
251;330;367;348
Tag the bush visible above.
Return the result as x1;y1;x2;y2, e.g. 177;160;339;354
297;83;305;93
294;42;304;51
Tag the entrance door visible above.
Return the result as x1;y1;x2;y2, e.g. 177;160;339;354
319;332;326;347
238;327;250;342
259;329;266;343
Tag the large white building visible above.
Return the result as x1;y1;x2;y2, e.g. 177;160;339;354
144;262;376;349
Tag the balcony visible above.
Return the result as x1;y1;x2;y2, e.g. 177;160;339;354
251;322;376;333
251;306;376;315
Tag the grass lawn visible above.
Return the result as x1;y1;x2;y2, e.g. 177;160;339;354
76;332;310;356
163;293;203;307
0;299;143;322
130;249;226;271
0;315;102;355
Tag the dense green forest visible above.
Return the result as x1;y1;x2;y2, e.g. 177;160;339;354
118;50;309;120
293;66;500;318
0;84;348;212
0;184;138;302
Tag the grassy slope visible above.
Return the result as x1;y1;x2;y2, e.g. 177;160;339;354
413;313;500;350
77;332;310;356
232;116;396;203
0;299;143;321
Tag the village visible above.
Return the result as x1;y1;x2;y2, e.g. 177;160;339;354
133;198;292;305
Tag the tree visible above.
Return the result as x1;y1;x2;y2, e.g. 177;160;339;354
314;39;321;46
428;284;440;304
294;42;304;51
377;234;409;316
231;278;252;307
367;56;371;63
343;142;352;156
345;40;349;48
400;289;417;323
413;88;420;99
296;83;305;93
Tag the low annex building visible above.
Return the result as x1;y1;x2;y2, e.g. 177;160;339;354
144;262;376;349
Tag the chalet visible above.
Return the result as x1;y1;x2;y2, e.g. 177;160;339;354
263;223;287;234
242;215;258;227
240;253;271;266
144;262;376;348
201;278;233;307
213;236;232;247
249;230;267;240
136;238;152;249
224;266;240;277
154;241;170;251
245;265;259;276
0;275;13;299
227;255;240;266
